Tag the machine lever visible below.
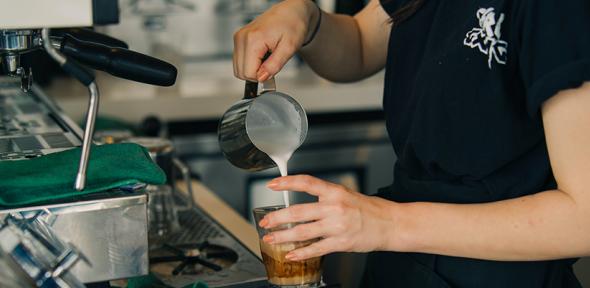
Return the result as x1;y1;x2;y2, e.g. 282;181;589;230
60;34;177;86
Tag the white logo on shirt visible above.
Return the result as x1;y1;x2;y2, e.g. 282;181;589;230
464;8;508;69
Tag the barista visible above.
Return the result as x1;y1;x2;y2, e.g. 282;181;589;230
233;0;590;287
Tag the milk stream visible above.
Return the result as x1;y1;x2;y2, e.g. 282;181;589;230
248;127;300;208
246;95;304;208
269;153;293;207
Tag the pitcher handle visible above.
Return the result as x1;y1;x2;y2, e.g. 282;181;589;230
260;77;276;94
243;51;275;99
244;80;258;99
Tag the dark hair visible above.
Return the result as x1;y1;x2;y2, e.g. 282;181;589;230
388;0;425;24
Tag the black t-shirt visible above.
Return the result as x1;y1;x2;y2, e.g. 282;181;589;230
365;0;590;287
379;0;590;204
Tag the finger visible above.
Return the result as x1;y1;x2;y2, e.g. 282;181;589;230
257;39;297;81
242;31;270;81
239;32;249;80
264;221;325;244
261;203;325;229
285;238;338;261
233;30;245;79
232;44;238;78
232;31;239;78
267;175;340;197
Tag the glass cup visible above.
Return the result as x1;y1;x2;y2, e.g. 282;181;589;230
253;205;324;288
147;184;180;244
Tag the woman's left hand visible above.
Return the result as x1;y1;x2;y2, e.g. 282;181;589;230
259;175;399;261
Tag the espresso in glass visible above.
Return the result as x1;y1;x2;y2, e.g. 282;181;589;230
253;206;323;287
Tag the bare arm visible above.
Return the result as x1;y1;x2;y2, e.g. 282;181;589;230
261;82;590;262
299;0;392;82
233;0;391;83
388;82;590;261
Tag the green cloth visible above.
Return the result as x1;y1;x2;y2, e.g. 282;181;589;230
187;282;209;288
126;273;171;288
0;143;165;207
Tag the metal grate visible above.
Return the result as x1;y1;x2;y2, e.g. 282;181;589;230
173;209;224;244
13;136;43;151
0;139;13;153
42;134;73;149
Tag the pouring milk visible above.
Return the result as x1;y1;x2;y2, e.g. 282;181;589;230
247;93;305;207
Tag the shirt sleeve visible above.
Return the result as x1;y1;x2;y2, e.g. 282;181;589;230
379;0;413;16
518;0;590;118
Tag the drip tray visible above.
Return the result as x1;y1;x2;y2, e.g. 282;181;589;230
149;207;267;287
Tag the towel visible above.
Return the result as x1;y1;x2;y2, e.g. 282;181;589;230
0;143;165;207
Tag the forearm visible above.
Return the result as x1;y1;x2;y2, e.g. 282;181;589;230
299;0;387;82
389;189;590;261
380;84;590;261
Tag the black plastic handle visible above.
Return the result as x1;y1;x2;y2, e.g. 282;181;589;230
53;28;128;49
60;35;177;87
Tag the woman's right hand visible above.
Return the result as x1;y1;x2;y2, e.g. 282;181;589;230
233;0;319;82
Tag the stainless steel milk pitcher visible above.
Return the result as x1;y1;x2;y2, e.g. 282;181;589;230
218;77;308;171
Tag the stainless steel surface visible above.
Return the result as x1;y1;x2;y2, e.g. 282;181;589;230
0;29;42;91
74;82;99;191
0;248;35;288
259;77;276;94
41;28;66;65
0;191;150;283
0;53;18;74
218;76;308;171
0;213;85;288
0;30;41;52
30;84;85;139
218;97;274;170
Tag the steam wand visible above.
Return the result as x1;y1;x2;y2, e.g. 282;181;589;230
42;28;98;191
40;28;177;190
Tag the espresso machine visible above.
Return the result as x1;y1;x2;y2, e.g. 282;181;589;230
0;0;179;285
